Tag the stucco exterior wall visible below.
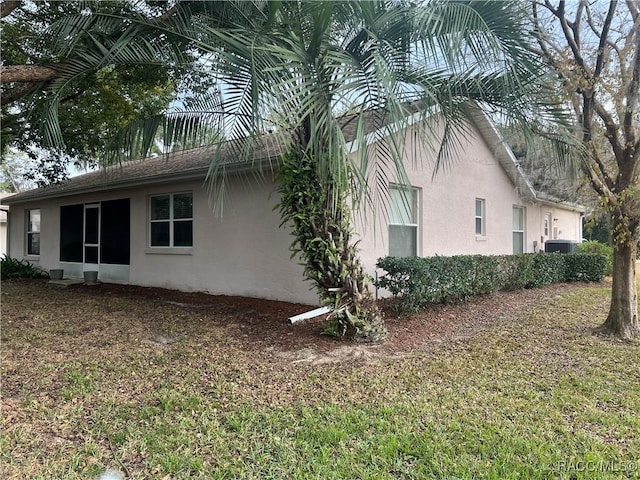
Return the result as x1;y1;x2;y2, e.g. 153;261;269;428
7;176;318;305
6;119;583;306
355;121;583;280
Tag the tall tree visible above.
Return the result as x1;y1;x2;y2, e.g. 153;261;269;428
0;0;217;181
25;0;559;341
532;0;639;340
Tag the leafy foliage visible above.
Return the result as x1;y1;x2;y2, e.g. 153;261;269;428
8;0;570;341
0;255;48;280
564;254;608;283
531;1;640;338
1;0;215;183
578;240;613;276
529;253;566;288
500;125;581;203
376;253;607;313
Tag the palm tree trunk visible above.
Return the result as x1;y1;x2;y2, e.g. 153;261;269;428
277;150;387;343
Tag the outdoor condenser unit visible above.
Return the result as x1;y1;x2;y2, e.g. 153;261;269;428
544;240;578;253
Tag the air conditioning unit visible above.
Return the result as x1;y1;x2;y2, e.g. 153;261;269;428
544;240;578;253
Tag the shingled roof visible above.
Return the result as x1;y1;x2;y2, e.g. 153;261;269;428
2;133;289;204
2;106;406;205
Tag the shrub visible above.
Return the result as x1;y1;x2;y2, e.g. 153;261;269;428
502;254;536;290
376;252;607;314
578;240;613;275
376;255;530;312
564;253;608;282
0;255;48;280
529;253;565;288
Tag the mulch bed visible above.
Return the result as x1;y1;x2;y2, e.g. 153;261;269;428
61;280;585;359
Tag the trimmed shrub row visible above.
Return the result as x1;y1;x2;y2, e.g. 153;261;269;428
375;253;607;313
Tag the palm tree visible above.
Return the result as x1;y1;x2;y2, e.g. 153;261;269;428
27;0;559;341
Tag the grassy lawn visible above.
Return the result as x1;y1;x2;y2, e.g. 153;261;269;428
1;279;639;479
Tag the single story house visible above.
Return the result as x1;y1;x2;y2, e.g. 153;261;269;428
3;108;584;305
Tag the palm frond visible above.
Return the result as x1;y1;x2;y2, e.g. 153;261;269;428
25;0;570;218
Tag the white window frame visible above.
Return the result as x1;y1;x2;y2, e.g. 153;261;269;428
475;198;486;236
26;208;41;256
149;192;193;248
544;212;551;238
388;185;419;257
512;205;526;254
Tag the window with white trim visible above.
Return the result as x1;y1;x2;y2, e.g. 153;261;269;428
512;205;525;254
150;193;193;247
475;198;485;236
27;209;41;255
543;213;551;237
389;186;418;257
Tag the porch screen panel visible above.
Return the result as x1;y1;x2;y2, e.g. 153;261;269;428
60;204;84;262
101;198;130;265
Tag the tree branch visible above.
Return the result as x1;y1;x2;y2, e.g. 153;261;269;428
0;82;38;105
587;163;613;198
592;97;624;162
593;0;617;78
584;2;602;40
591;145;616;191
153;1;187;23
556;1;588;73
623;22;640;153
626;0;639;21
532;2;564;73
569;0;584;53
1;64;59;83
0;0;21;19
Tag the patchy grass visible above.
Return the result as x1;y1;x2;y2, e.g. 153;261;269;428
1;278;639;479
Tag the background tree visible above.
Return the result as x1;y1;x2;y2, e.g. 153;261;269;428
501;125;583;202
0;147;37;192
0;0;217;183
531;0;639;340
20;0;562;341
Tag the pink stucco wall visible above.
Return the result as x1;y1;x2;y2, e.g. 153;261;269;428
355;120;583;281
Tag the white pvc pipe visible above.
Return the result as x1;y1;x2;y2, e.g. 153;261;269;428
287;306;333;324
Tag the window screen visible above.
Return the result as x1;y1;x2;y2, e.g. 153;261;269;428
101;199;130;265
150;192;193;247
60;204;84;262
27;209;41;255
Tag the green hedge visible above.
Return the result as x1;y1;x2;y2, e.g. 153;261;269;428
564;253;608;282
530;253;566;287
578;240;613;275
375;252;606;313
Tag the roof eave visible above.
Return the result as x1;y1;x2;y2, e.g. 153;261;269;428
2;157;279;205
467;106;538;202
534;193;586;213
2;169;207;205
